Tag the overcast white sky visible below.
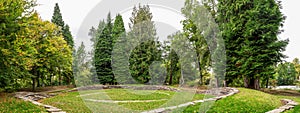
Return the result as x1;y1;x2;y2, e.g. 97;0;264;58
35;0;300;62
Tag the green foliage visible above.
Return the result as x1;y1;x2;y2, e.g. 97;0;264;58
88;20;106;84
94;13;116;85
51;3;65;29
181;0;211;85
292;58;300;81
0;0;72;91
128;5;162;84
111;14;129;84
181;0;226;87
276;62;297;85
73;42;92;86
0;0;36;91
29;15;72;90
51;3;74;48
50;3;74;86
163;35;181;85
63;24;74;48
217;0;289;89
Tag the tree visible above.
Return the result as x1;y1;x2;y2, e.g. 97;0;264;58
0;0;38;91
51;3;74;85
127;5;162;84
73;42;92;86
292;58;300;80
29;14;72;90
51;3;65;30
63;24;74;48
112;14;126;44
51;3;74;48
0;0;72;91
277;62;297;85
88;20;106;83
163;40;180;85
217;0;289;89
111;14;130;84
181;0;223;85
94;13;115;85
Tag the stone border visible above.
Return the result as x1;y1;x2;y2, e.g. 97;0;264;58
266;99;299;113
141;87;239;113
70;85;180;92
14;92;66;113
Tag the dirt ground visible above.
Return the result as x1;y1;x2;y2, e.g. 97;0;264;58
19;85;75;92
260;88;300;97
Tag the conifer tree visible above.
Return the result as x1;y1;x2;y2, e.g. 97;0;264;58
128;5;162;84
94;13;115;85
51;3;74;48
51;3;65;29
63;24;74;48
217;0;288;89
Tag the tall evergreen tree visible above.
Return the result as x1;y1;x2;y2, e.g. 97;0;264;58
128;5;162;84
63;24;74;48
51;3;65;29
112;14;126;43
111;14;129;84
51;3;74;48
217;0;289;89
88;20;106;83
94;13;115;85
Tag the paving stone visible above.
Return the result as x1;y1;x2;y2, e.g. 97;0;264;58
266;109;285;113
266;99;298;113
47;108;62;112
43;105;54;108
51;112;66;113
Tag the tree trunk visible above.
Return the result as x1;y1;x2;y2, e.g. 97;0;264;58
244;77;249;88
244;76;260;90
37;74;40;87
198;60;202;85
254;78;260;89
196;52;203;85
32;78;36;91
169;69;173;85
223;80;227;87
59;66;62;86
265;76;269;88
49;75;52;86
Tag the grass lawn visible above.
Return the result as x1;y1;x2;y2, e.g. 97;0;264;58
2;87;299;113
0;93;46;113
183;88;300;113
41;89;207;113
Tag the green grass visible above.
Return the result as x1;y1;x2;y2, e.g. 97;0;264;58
0;93;46;113
41;89;207;113
183;88;300;113
41;88;300;113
